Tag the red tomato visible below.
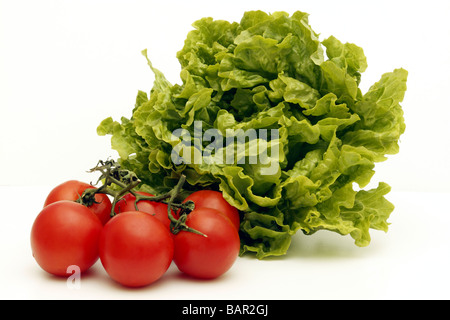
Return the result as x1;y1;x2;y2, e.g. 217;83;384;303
114;192;172;229
44;180;112;225
173;207;240;279
99;211;174;287
183;190;240;231
30;200;103;276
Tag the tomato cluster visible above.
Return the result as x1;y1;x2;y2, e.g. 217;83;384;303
30;179;241;287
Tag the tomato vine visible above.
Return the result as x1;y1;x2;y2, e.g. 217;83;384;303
78;159;205;237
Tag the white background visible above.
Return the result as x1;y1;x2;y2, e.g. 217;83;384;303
1;0;450;300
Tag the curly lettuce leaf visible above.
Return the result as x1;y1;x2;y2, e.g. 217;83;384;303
97;10;407;258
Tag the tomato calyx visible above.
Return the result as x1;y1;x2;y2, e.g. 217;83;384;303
78;159;206;237
75;188;101;207
165;175;206;237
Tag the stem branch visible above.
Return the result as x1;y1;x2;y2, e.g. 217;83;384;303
80;159;206;236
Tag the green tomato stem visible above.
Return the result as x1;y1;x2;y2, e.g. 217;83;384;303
79;159;206;237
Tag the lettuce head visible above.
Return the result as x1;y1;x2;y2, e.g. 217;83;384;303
98;10;408;258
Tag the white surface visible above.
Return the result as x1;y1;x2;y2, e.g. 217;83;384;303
1;186;450;300
1;0;450;300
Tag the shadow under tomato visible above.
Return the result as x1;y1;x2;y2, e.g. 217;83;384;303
95;261;181;291
167;267;235;285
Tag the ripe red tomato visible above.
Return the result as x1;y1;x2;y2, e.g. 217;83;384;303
99;211;174;287
114;191;172;229
173;207;240;279
183;190;240;231
30;200;103;276
44;180;112;225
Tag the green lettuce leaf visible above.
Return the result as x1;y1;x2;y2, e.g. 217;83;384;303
98;10;408;258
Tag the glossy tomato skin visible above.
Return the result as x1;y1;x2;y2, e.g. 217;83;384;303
44;180;112;225
173;207;240;279
99;211;174;287
30;200;103;276
114;192;172;229
183;190;240;231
